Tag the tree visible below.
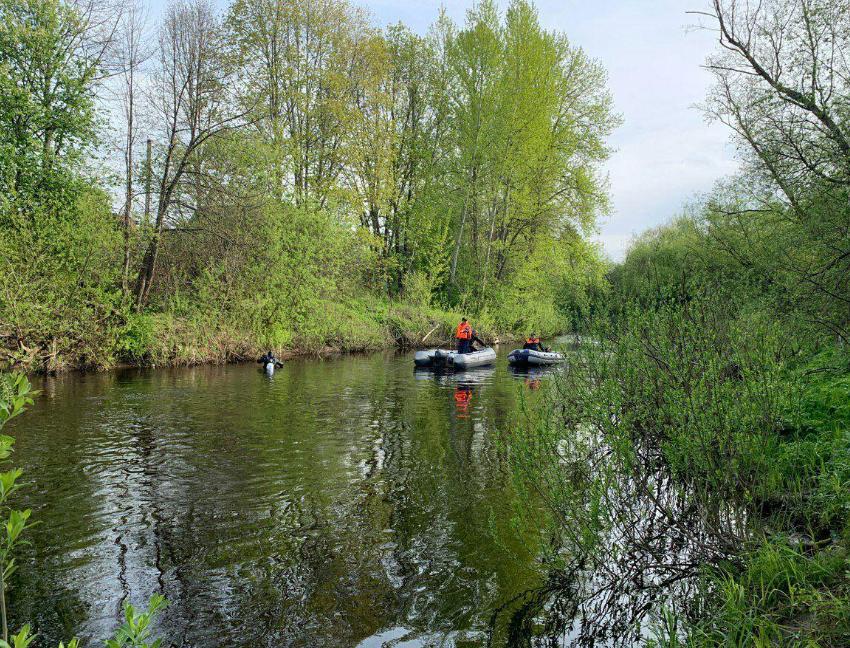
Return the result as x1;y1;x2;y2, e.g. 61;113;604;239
0;0;126;370
443;0;616;309
699;0;850;337
225;0;371;209
135;0;248;308
0;0;119;220
342;23;453;295
113;0;152;297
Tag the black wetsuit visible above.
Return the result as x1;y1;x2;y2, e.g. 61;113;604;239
258;353;280;366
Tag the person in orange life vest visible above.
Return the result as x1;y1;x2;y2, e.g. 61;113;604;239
523;334;549;352
455;317;473;354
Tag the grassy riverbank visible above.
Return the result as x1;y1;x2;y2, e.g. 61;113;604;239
1;295;563;372
119;299;548;369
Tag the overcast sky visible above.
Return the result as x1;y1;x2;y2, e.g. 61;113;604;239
146;0;740;260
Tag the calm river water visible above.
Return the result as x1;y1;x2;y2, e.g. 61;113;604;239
7;348;558;647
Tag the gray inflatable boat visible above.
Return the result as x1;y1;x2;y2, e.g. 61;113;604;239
449;347;497;369
507;349;564;366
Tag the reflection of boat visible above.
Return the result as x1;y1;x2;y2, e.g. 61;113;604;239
507;364;559;381
507;349;564;366
414;348;456;367
414;366;496;385
440;366;495;384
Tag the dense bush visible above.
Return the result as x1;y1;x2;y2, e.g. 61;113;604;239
510;298;850;645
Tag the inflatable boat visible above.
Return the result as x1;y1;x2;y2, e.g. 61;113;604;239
507;349;564;366
414;348;456;367
449;347;497;369
415;347;497;369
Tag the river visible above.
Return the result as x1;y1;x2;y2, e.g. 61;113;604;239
7;348;559;647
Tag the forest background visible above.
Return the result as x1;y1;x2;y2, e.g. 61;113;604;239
0;0;616;372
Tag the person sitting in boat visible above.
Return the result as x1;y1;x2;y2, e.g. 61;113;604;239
258;350;282;367
523;335;549;352
455;318;473;354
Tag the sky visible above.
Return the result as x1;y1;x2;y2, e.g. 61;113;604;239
145;0;741;261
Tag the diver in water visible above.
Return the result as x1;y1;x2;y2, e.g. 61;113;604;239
258;350;283;368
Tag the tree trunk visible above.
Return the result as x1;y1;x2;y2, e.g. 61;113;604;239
122;75;135;297
136;204;166;309
143;138;152;227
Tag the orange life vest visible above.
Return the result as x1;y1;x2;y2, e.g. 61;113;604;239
526;337;540;344
456;321;472;340
454;389;472;404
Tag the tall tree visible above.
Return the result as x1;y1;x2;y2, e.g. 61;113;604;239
444;0;616;308
226;0;371;209
135;0;247;307
0;0;119;220
114;0;152;296
700;0;850;336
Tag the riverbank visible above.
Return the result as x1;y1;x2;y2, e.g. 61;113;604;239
2;297;561;373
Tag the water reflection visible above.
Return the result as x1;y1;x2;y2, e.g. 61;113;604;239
8;350;546;647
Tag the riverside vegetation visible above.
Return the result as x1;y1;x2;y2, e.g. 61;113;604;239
0;0;615;372
4;0;850;646
508;1;850;645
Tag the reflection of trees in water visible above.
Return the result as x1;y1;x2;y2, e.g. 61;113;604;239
500;429;745;647
8;371;166;643
13;359;544;646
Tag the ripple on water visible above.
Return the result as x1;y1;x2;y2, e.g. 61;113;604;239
9;352;550;646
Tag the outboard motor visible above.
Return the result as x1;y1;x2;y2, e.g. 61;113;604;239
434;349;451;368
265;361;275;376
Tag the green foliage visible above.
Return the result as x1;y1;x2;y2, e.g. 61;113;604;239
118;314;156;362
0;0;98;214
438;0;616;312
0;0;614;371
511;294;850;644
0;374;35;644
105;596;168;648
0;625;35;648
513;185;850;643
0;187;126;371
